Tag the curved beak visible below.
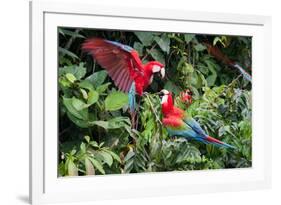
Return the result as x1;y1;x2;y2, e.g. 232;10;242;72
160;68;165;79
155;91;165;99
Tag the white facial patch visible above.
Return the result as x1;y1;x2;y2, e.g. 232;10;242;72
160;89;169;104
160;68;165;78
152;65;161;73
161;95;168;104
160;89;169;95
149;75;154;84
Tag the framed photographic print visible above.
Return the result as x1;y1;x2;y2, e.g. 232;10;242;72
30;0;272;204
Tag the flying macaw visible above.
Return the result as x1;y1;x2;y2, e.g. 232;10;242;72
159;89;235;149
82;38;165;128
204;42;252;82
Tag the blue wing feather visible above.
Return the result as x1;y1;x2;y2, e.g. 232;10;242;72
166;115;235;149
129;82;136;113
165;120;201;140
105;40;133;53
184;117;207;137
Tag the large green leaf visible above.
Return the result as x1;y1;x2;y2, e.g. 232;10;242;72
133;42;144;56
59;63;86;79
164;81;181;95
184;34;195;44
89;157;105;174
85;157;95;175
59;47;79;60
108;117;131;128
90;121;109;129
99;150;113;167
67;159;78;176
105;91;128;111
65;73;76;83
63;97;88;120
104;150;121;163
96;82;111;94
206;74;217;87
205;59;218;86
89;117;130;130
123;150;135;173
66;112;88;128
124;149;135;162
154;35;170;53
79;80;95;91
134;32;154;46
148;48;165;64
194;43;206;51
86;70;108;88
87;90;99;105
72;97;87;111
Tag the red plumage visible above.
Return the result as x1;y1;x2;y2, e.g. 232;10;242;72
162;116;183;127
161;93;184;118
205;136;224;145
204;42;234;66
82;38;164;96
160;90;235;149
180;89;192;107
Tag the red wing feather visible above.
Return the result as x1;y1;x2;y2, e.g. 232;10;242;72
82;38;144;93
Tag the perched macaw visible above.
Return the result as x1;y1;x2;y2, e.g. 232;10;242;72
82;38;165;121
159;89;235;149
179;89;193;107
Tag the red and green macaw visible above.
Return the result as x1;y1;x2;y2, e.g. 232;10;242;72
159;89;235;149
179;89;193;107
82;38;165;127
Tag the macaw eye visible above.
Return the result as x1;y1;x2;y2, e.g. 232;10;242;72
159;92;164;98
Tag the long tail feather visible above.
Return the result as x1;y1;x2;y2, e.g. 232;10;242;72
205;136;236;149
233;63;252;82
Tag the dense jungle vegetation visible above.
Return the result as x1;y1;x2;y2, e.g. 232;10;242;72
58;28;252;176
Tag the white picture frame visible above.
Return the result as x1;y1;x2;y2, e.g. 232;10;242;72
29;0;272;204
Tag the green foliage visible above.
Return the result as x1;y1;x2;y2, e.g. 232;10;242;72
185;82;252;168
105;91;128;111
59;136;121;176
86;70;108;88
58;27;252;176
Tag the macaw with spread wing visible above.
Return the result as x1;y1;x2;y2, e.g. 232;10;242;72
82;38;165;128
159;89;235;149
